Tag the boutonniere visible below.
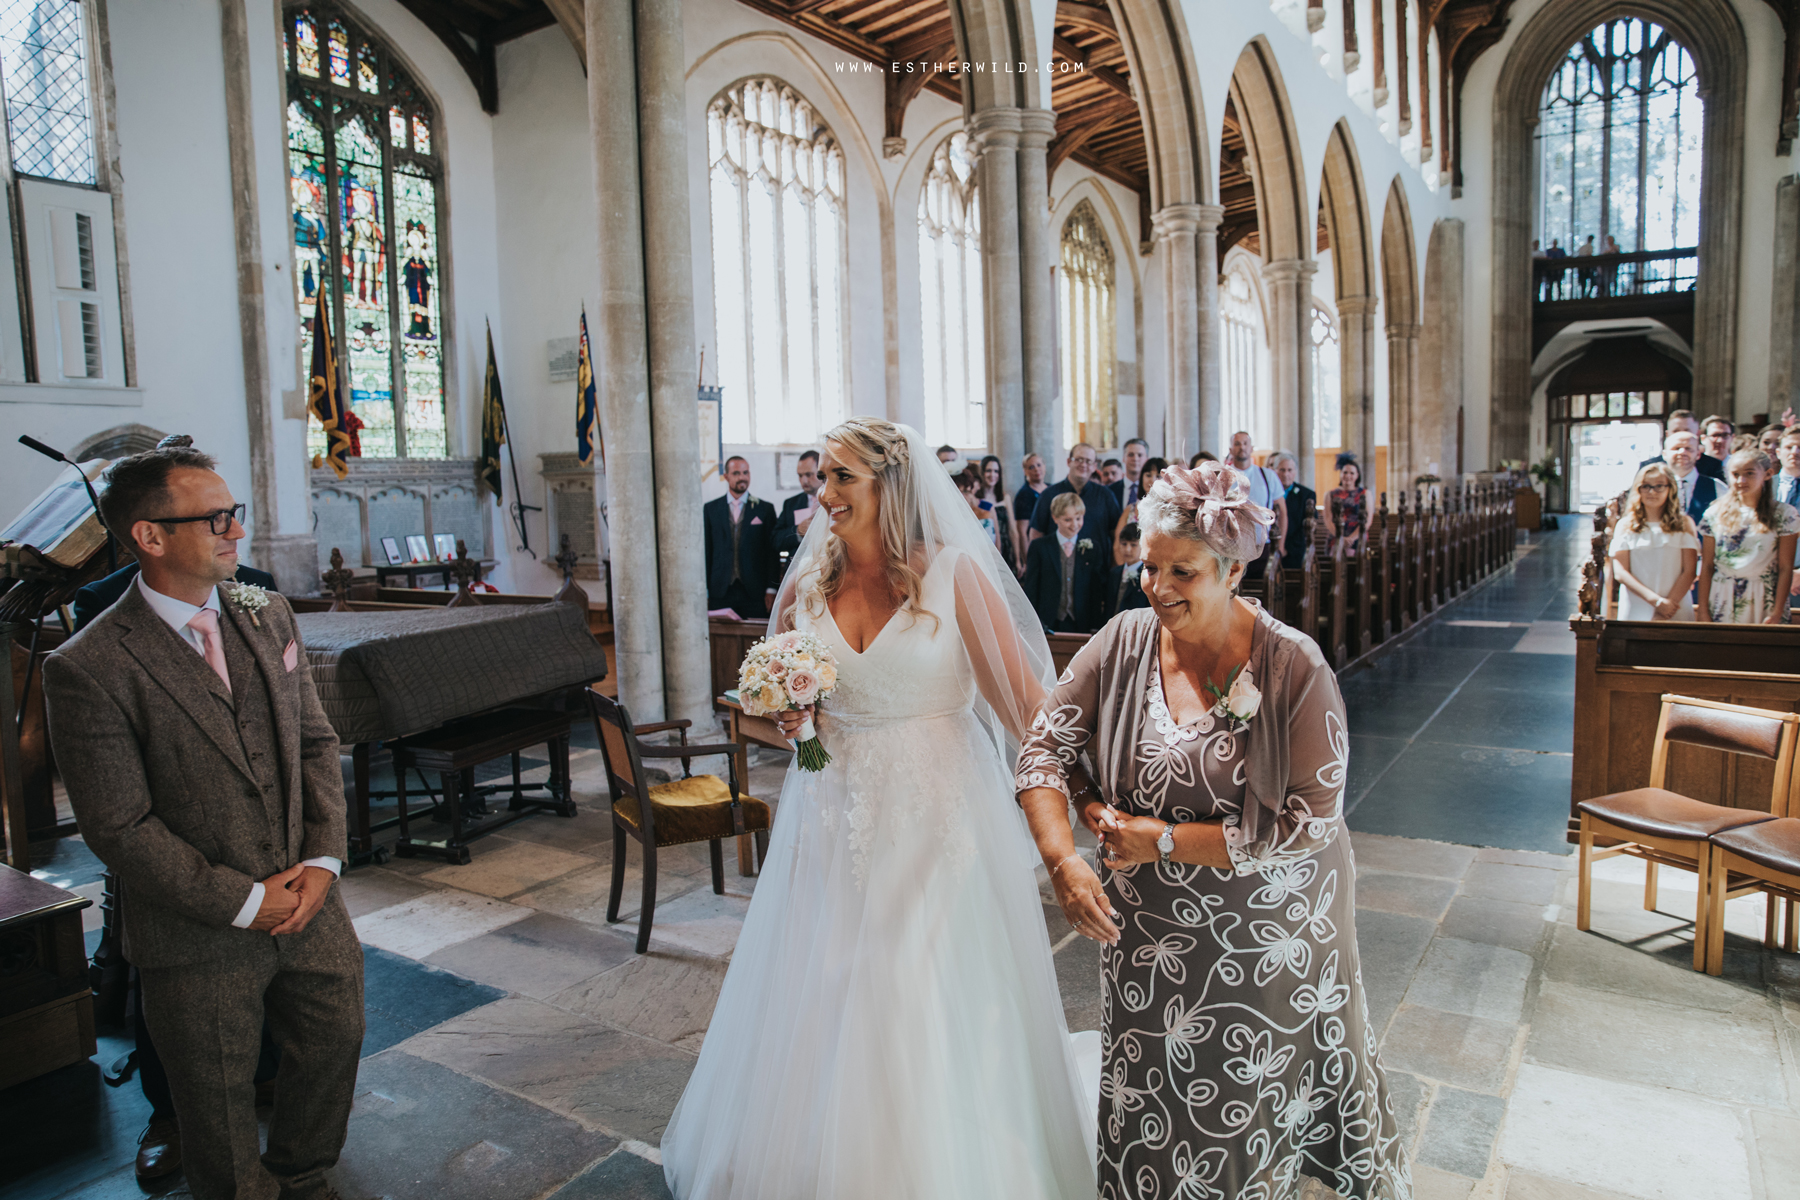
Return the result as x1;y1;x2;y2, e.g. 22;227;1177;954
1076;538;1094;556
225;582;273;628
1206;664;1261;734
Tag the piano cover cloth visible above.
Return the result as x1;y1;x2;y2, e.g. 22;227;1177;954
294;603;608;745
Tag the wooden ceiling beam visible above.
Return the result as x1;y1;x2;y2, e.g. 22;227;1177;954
394;0;498;112
886;37;957;139
1055;0;1117;38
889;22;959;64
1049;93;1136;173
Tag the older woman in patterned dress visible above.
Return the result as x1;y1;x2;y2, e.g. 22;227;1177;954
1018;461;1411;1200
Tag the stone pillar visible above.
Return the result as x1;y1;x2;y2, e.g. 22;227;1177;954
970;109;1025;472
1017;109;1058;465
1153;205;1201;458
1768;177;1800;422
635;0;711;726
1264;259;1318;484
1386;321;1420;494
1421;218;1464;475
1195;204;1225;460
1337;294;1379;464
587;0;664;721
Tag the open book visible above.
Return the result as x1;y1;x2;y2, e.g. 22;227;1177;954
1;458;110;569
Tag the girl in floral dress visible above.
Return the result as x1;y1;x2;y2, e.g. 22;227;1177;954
1696;448;1799;625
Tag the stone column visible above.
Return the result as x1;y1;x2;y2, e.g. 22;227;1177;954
1768;177;1800;422
1264;259;1317;484
1017;109;1058;465
635;0;711;726
1195;204;1225;459
970;109;1025;472
1386;321;1420;493
587;0;665;721
1152;205;1201;458
1337;294;1379;464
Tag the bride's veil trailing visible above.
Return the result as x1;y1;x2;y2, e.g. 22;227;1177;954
768;421;1058;765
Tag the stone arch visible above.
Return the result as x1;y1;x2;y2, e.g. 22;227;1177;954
1379;179;1422;493
1318;120;1378;463
71;423;166;462
1488;0;1746;463
1109;0;1212;209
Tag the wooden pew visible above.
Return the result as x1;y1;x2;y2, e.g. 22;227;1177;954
1371;494;1396;643
710;617;768;707
1347;531;1376;662
1281;507;1320;643
1314;522;1349;669
1405;492;1428;624
1239;540;1286;625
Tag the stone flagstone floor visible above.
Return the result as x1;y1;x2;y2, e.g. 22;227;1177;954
6;524;1800;1200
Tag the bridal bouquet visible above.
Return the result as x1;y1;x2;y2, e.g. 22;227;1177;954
738;631;839;771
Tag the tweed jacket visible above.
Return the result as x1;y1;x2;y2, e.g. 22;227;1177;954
42;582;348;967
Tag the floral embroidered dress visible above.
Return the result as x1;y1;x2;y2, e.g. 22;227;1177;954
1017;605;1411;1200
1697;501;1800;623
1329;487;1368;556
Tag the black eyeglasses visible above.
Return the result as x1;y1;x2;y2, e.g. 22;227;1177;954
151;504;245;535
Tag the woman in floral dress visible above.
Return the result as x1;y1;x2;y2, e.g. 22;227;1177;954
1326;455;1368;558
1018;461;1410;1200
1696;448;1798;625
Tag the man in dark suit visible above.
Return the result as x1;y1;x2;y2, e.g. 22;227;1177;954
1661;431;1721;526
43;446;362;1200
704;456;779;619
1108;438;1151;508
1022;492;1105;632
1029;442;1122;552
1269;451;1316;570
1640;408;1725;482
774;449;822;559
1104;522;1150;619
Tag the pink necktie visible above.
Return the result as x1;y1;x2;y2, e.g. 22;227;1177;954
187;609;231;694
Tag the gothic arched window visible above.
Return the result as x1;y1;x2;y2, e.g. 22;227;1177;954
1536;18;1701;255
1310;304;1341;449
1220;250;1270;449
707;78;848;446
917;132;983;449
1059;199;1115;449
286;3;445;460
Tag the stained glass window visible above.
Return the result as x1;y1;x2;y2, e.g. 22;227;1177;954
917;132;984;449
1536;19;1702;255
0;0;96;185
285;3;445;459
1059;200;1115;449
707;79;848;445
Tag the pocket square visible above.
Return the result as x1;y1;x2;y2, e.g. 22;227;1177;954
282;639;299;671
750;516;764;525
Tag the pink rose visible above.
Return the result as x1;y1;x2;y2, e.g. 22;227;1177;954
786;669;820;705
767;660;788;678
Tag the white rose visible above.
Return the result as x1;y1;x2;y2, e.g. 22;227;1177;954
1226;673;1261;720
787;669;821;706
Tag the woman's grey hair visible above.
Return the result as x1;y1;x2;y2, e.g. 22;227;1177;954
1264;450;1297;471
1137;461;1274;578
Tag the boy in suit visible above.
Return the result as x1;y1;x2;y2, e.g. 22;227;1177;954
1105;522;1150;619
1023;492;1105;632
703;456;779;618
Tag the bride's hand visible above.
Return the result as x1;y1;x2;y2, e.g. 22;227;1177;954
1051;855;1120;946
774;706;815;740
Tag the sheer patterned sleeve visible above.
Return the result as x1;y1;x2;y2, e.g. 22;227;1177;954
951;550;1051;744
1012;634;1105;800
1223;649;1348;877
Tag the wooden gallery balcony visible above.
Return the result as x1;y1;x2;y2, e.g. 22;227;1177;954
1533;248;1697;358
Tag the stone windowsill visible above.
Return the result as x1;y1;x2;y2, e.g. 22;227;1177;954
0;381;143;406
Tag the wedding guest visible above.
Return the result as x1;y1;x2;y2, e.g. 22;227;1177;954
1104;522;1149;617
704;456;779;619
955;465;1001;554
1014;453;1049;550
1661;431;1720;526
1225;430;1287;578
1697;448;1799;625
1188;451;1217;467
1326;452;1369;557
936;444;961;465
1759;423;1785;458
1641;409;1726;481
1112;456;1167;565
1112;437;1150;507
1029;442;1123;551
1099;458;1124;488
1268;450;1315;570
1022;492;1103;632
975;454;1019;572
1610;462;1698;621
1779;429;1800;611
43;446;363;1200
1017;460;1409;1200
774;449;821;558
1701;414;1734;466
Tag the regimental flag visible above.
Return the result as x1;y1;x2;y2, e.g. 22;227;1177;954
479;324;506;505
308;295;354;479
576;307;601;467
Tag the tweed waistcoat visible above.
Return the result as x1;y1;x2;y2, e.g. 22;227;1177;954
215;607;286;855
1058;541;1075;621
729;499;745;584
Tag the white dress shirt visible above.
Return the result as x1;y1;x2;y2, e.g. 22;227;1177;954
136;576;341;930
1671;466;1696;514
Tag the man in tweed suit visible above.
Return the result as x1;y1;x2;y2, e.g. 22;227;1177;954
43;446;363;1200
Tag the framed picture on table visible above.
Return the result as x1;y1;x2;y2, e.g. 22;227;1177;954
405;534;431;563
433;533;456;561
381;536;405;566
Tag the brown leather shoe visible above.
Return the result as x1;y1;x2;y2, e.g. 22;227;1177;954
135;1117;182;1181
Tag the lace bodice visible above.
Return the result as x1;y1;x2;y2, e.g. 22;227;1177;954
797;552;976;722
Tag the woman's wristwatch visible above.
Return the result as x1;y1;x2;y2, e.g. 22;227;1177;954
1156;823;1177;864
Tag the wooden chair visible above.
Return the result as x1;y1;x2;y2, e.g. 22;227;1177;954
1577;694;1796;971
1706;812;1800;975
588;690;773;953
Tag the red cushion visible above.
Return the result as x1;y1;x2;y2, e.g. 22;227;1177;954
1577;788;1776;841
1713;818;1800;877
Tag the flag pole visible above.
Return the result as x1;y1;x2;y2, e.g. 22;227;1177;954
488;321;541;557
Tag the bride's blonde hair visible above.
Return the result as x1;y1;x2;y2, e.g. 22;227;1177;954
802;417;937;632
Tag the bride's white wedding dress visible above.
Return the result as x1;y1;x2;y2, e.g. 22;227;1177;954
661;550;1097;1199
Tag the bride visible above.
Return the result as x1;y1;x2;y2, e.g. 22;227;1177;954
661;419;1112;1199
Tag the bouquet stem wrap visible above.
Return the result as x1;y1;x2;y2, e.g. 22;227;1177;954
792;716;830;772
